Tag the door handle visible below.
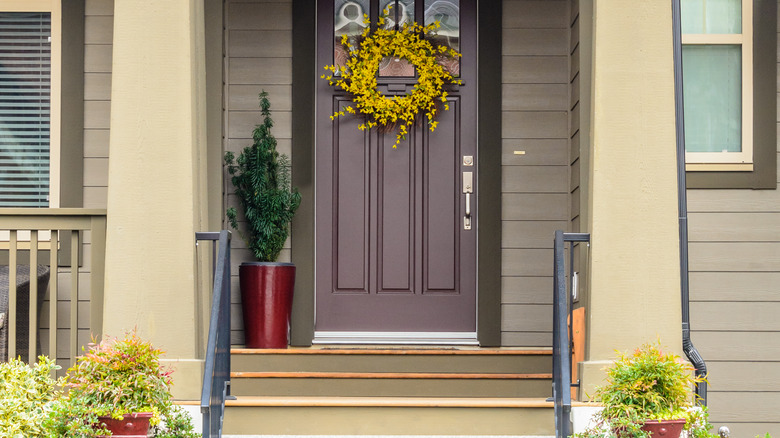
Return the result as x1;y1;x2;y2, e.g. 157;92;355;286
463;172;473;230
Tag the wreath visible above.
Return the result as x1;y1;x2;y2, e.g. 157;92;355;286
322;13;462;148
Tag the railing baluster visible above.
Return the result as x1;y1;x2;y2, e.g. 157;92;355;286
30;230;38;364
0;209;106;369
8;231;17;360
70;230;79;360
90;215;107;342
49;229;58;377
553;231;590;438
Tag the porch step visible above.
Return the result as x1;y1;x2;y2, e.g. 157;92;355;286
222;396;555;436
223;348;555;435
229;348;552;398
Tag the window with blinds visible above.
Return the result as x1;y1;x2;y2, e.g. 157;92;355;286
0;12;51;207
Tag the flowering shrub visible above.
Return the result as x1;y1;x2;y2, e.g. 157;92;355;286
43;331;201;437
322;11;461;148
574;342;715;438
65;331;174;421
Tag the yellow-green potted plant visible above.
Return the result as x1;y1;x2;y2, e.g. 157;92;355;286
44;331;199;437
575;342;717;438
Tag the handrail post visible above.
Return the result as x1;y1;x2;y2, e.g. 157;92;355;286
553;232;590;438
553;230;572;438
199;230;232;438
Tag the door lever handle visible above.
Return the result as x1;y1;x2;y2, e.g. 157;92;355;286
463;172;473;230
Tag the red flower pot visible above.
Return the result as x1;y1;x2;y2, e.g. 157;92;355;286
641;419;687;438
239;262;296;348
96;412;153;437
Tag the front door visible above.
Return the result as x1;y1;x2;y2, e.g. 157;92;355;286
315;0;477;340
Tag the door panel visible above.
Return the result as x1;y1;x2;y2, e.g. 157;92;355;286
316;0;477;335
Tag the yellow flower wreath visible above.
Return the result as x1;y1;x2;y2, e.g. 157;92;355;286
322;12;462;148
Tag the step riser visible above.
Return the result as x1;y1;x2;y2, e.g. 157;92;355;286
223;406;554;436
231;354;551;374
230;378;552;398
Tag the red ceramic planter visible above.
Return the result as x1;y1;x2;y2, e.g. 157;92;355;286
239;262;296;349
96;412;153;437
641;419;687;438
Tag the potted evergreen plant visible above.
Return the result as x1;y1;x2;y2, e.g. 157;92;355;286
224;90;301;349
575;342;717;438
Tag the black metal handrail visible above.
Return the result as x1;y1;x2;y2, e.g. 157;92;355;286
197;231;232;438
553;231;590;438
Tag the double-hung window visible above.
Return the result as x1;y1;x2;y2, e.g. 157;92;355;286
682;0;752;170
0;1;60;207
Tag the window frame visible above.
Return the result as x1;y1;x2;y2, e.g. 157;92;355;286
682;0;753;170
0;0;61;207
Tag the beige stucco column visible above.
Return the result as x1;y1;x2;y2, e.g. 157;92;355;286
103;0;208;400
579;0;684;397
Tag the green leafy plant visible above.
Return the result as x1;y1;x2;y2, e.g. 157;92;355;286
151;405;201;438
0;357;61;437
42;331;202;437
224;91;301;262
574;342;716;438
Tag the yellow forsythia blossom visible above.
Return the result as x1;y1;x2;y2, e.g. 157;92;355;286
322;13;461;148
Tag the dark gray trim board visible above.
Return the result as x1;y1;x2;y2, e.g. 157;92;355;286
290;0;316;346
686;0;777;190
477;0;502;346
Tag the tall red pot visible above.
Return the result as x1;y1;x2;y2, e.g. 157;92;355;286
239;262;295;349
96;412;153;437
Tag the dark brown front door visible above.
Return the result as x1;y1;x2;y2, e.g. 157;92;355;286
315;0;477;337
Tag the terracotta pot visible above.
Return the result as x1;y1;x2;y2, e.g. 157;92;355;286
641;419;687;438
239;262;296;349
96;412;153;437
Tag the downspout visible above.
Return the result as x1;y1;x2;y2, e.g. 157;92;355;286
671;0;708;405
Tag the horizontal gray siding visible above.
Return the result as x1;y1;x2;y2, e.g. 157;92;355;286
500;0;570;347
685;5;780;433
225;0;293;345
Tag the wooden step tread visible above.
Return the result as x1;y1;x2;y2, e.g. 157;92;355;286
225;396;557;408
231;371;552;379
232;348;551;356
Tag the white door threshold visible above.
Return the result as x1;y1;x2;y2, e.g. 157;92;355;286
312;331;479;345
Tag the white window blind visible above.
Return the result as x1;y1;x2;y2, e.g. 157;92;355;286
681;0;753;166
0;12;51;207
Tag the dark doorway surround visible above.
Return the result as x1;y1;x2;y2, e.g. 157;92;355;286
291;0;501;346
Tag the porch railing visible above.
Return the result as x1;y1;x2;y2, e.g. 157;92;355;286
197;230;232;438
553;231;590;438
0;208;107;367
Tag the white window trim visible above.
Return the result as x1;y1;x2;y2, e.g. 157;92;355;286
0;0;61;207
683;0;753;168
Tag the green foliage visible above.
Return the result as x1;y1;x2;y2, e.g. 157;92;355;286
42;331;202;437
574;342;715;438
151;405;201;438
43;395;109;437
64;331;174;420
0;357;61;437
225;91;301;262
600;342;696;422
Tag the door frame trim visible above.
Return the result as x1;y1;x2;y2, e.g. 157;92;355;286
291;0;501;347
